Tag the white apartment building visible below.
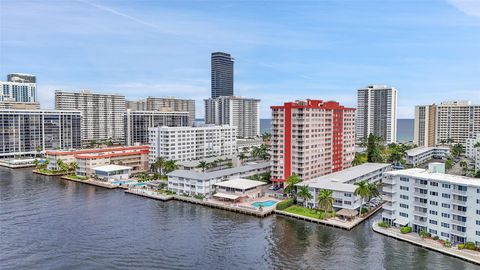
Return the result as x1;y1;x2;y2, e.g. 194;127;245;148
167;162;270;196
466;134;480;172
145;97;196;126
382;163;480;245
124;110;189;146
356;85;398;144
296;163;391;211
405;146;450;167
270;99;356;182
148;125;237;163
466;133;480;159
55;90;126;143
0;73;37;102
0;109;82;158
204;96;260;138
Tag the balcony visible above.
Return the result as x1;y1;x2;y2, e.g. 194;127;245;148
413;192;427;198
452;189;467;196
383;187;396;193
383;195;394;202
450;230;466;237
413;200;427;207
451;209;467;216
451;199;467;206
383;203;394;211
413;210;427;217
413;182;427;188
382;178;396;185
451;219;467;226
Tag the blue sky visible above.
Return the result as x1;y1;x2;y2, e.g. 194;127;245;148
1;0;479;118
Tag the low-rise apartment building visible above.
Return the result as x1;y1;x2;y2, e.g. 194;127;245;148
296;163;391;211
45;146;149;176
382;163;480;245
405;146;450;166
167;162;270;196
148;125;237;163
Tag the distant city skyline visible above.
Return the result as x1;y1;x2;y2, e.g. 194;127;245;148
1;0;479;118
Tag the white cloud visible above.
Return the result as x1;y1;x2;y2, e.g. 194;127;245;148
447;0;480;18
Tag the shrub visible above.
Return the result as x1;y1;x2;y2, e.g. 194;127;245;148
400;226;412;234
458;244;465;250
360;207;368;214
276;198;294;210
444;240;452;247
418;230;429;238
432;236;439;240
194;194;205;200
465;242;476;250
378;221;390;228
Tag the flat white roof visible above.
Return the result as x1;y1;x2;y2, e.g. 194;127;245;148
385;168;480;187
93;164;132;172
214;178;266;190
406;146;449;156
297;163;390;192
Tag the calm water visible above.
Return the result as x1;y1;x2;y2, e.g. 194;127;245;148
1;168;476;270
261;119;414;143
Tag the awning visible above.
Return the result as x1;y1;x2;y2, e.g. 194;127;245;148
213;193;241;200
394;217;410;226
336;208;358;218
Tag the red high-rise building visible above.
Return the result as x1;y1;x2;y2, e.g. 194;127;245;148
270;99;356;182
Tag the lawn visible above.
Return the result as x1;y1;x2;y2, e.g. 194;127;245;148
284;205;335;220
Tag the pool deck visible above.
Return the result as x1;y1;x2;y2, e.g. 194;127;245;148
125;189;174;201
372;222;480;265
275;204;383;231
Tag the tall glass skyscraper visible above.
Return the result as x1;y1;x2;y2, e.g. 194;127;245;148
211;52;234;98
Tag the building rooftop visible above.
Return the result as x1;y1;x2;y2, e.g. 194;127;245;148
213;178;266;190
384;168;480;187
93;165;132;172
297;163;391;192
177;155;236;168
167;162;270;180
406;146;450;156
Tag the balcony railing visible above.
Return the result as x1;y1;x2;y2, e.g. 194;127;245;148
452;189;468;195
451;219;467;226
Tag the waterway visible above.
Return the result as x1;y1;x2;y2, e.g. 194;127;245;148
0;167;476;269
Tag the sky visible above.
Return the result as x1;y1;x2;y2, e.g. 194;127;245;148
1;0;479;119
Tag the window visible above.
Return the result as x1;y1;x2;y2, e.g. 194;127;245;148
344;193;352;197
441;232;450;237
400;177;409;182
442;213;450;218
441;222;450;228
441;203;450;208
430;201;438;206
430;210;437;215
400;203;409;209
442;183;451;189
429;220;438;225
400;186;409;191
400;212;408;218
429;229;437;235
430;182;438;187
430;191;438;196
442;193;450;199
458;185;468;192
400;195;409;200
477;220;480;226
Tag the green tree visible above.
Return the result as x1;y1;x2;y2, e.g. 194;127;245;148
261;132;271;142
153;157;165;175
297;185;313;206
367;134;384;162
316;189;335;220
283;174;301;198
451;144;464;157
367;182;382;208
68;162;78;173
474;142;480;148
197;161;209;172
238;152;247;164
163;160;178;174
33;159;40;169
354;180;371;216
352;153;367;166
445;158;454;170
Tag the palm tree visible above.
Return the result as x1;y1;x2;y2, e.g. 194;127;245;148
297;185;313;207
238;152;247;164
367;182;382;208
69;162;78;173
354;180;371;216
153;157;165;175
33;159;40;169
163;160;178;174
451;143;464;157
261;132;271;142
197;161;209;172
474;142;480;148
283;174;301;198
259;144;270;160
445;158;454;170
352;153;367;166
251;146;262;159
316;189;334;220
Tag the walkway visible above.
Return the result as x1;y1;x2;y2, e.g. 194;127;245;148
372;222;480;265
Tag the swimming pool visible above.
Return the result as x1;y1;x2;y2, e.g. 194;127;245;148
251;200;277;208
134;183;146;187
